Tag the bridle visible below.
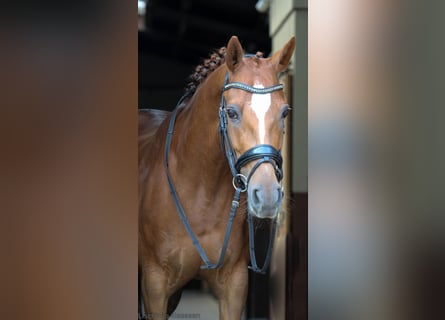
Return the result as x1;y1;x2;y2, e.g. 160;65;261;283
164;71;284;274
219;73;284;190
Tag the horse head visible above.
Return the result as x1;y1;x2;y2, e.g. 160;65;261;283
222;36;295;219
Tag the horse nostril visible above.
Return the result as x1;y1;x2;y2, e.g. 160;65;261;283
252;188;262;207
277;187;283;202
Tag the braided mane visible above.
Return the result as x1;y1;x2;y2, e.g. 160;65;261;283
184;47;227;97
184;47;266;99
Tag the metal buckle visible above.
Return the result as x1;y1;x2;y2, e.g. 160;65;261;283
232;174;247;192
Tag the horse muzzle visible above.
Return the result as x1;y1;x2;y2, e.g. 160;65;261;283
244;160;283;219
234;144;284;219
248;182;283;218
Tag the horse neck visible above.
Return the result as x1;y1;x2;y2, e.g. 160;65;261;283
174;67;230;189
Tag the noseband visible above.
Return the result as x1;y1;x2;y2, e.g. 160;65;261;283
164;72;284;274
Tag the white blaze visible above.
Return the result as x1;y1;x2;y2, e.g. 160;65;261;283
250;83;271;143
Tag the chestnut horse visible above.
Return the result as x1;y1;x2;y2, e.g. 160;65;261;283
139;36;295;319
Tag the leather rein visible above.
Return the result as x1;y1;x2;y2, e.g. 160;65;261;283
164;73;284;274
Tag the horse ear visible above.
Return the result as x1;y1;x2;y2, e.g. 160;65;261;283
226;36;244;73
271;36;296;73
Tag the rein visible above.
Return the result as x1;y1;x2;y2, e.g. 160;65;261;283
165;93;238;270
164;72;284;274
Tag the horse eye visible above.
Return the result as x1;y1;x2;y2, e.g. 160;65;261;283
281;107;291;119
227;108;239;120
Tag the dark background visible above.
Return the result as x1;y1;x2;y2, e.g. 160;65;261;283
138;0;271;110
